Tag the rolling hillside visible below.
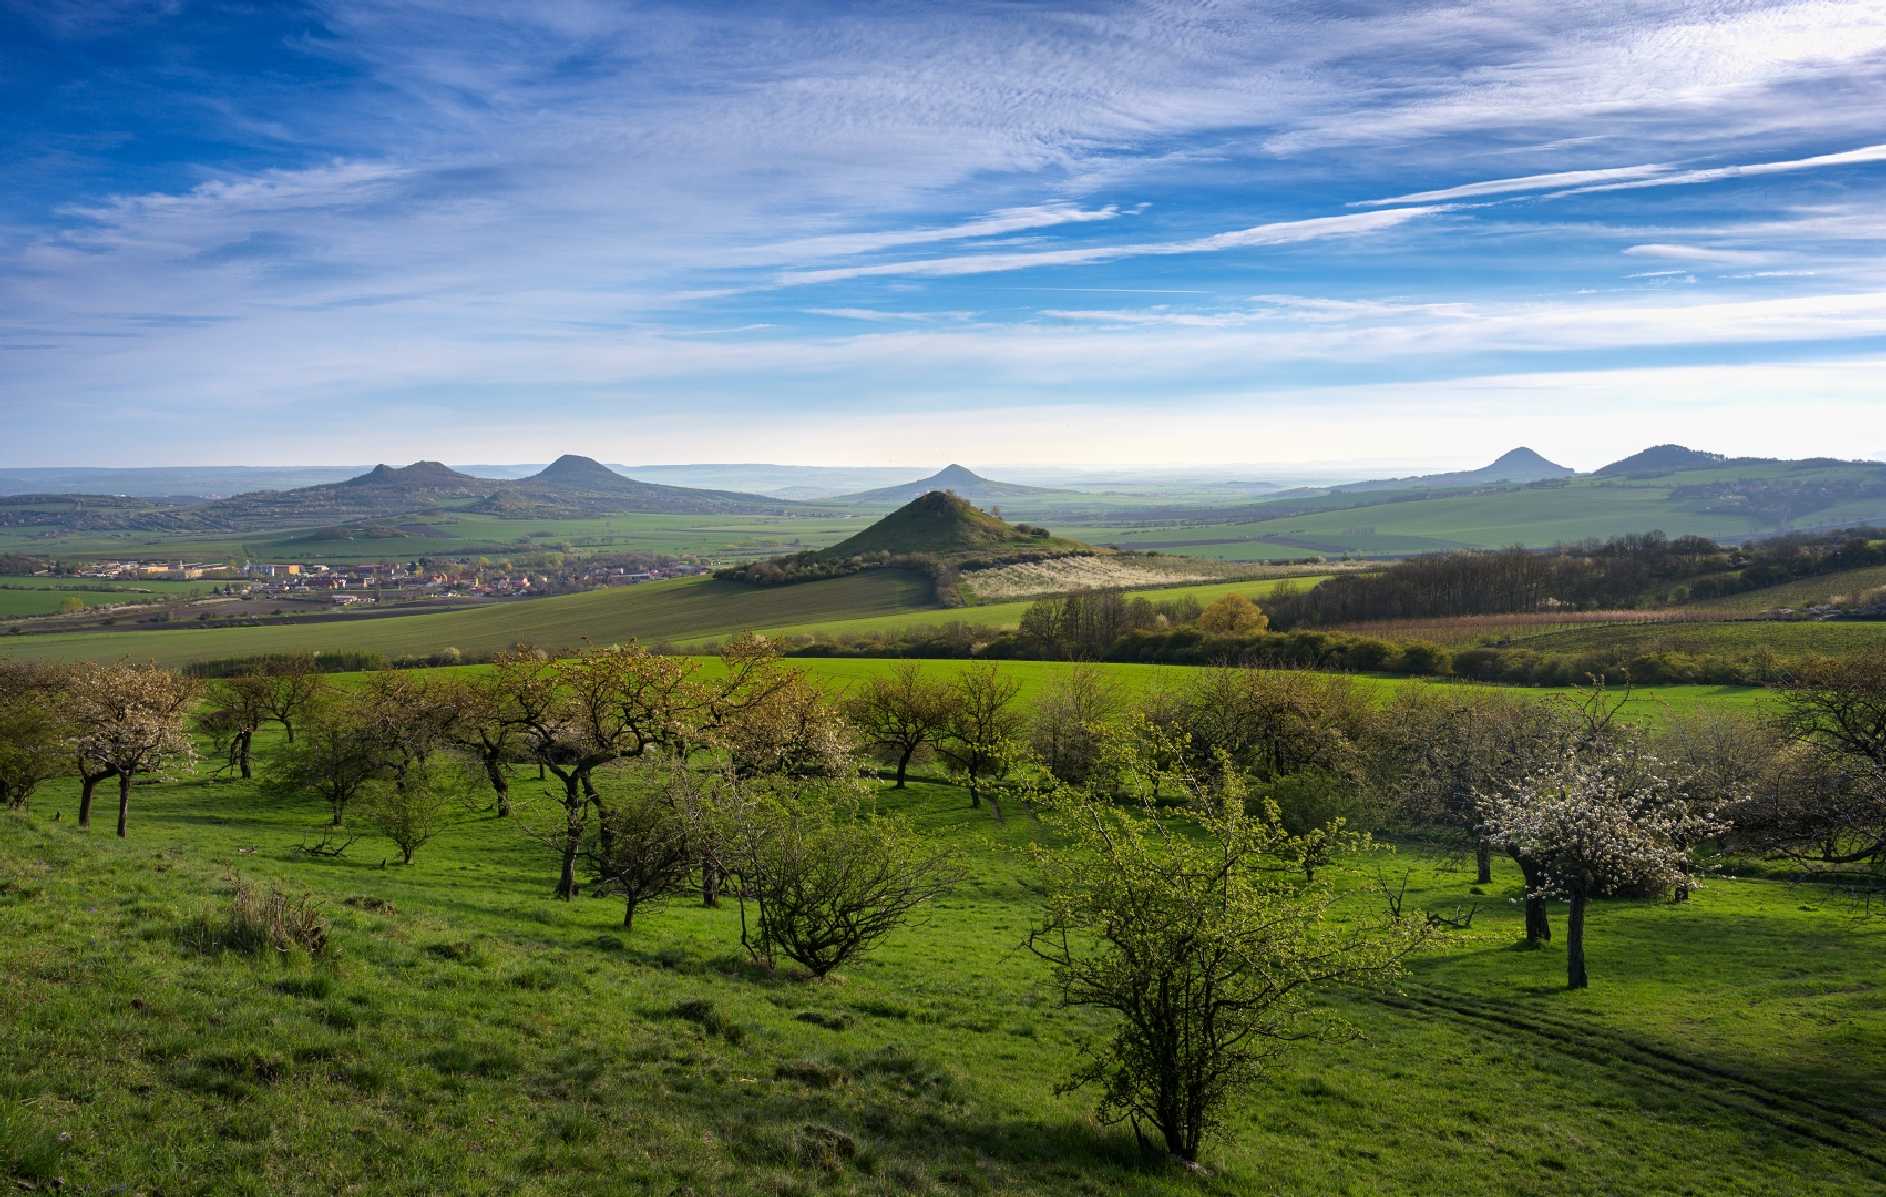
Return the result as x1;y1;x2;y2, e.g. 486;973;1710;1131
1079;459;1886;560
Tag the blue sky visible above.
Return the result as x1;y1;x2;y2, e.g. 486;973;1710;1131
4;0;1886;470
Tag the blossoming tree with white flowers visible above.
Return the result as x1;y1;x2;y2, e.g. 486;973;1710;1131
67;662;200;838
1481;745;1729;989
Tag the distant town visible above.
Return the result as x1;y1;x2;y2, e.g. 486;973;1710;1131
45;557;712;604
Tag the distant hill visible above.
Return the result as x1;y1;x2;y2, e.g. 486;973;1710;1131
816;490;1088;558
1595;445;1739;477
343;461;487;491
481;454;793;516
1338;447;1575;493
834;464;1070;505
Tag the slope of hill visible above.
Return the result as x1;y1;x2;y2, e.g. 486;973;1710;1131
815;490;1088;558
1336;447;1574;493
834;464;1070;505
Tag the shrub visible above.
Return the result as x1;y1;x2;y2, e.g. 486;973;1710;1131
733;797;963;978
191;879;331;957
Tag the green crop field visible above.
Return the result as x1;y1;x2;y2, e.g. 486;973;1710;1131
1;715;1874;1194
0;573;1326;668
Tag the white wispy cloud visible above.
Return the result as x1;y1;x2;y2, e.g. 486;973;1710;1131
762;205;1126;261
1356;164;1673;207
1623;243;1772;265
1545;142;1886;198
773;208;1439;286
1358;142;1886;210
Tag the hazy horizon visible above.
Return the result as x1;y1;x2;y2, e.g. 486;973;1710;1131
7;2;1886;465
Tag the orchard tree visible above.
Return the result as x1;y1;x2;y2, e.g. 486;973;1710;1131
353;672;458;790
581;759;698;931
1028;665;1124;786
1770;650;1886;868
718;672;858;780
196;676;271;780
497;642;708;898
359;753;464;865
439;673;525;816
258;655;325;742
937;663;1025;815
1384;691;1575;900
841;661;956;788
1481;746;1728;988
0;662;68;811
725;777;962;977
1028;736;1419;1163
66;663;199;837
264;702;380;826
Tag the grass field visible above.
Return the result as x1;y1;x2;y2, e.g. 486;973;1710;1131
0;573;1327;668
681;657;1771;722
0;577;220;618
2;717;1877;1194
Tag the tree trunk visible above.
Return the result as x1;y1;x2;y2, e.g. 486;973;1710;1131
79;771;103;828
622;902;635;930
701;860;722;908
483;754;510;816
281;717;295;743
555;774;583;900
1566;886;1589;989
237;732;253;780
894;744;915;789
1512;851;1551;944
116;770;133;838
1475;839;1492;885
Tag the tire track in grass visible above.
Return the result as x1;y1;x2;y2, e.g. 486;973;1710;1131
1374;985;1886;1167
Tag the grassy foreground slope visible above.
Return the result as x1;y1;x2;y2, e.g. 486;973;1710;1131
3;741;1880;1194
0;574;1325;667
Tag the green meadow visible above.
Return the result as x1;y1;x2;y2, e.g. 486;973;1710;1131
2;712;1877;1194
0;577;220;618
